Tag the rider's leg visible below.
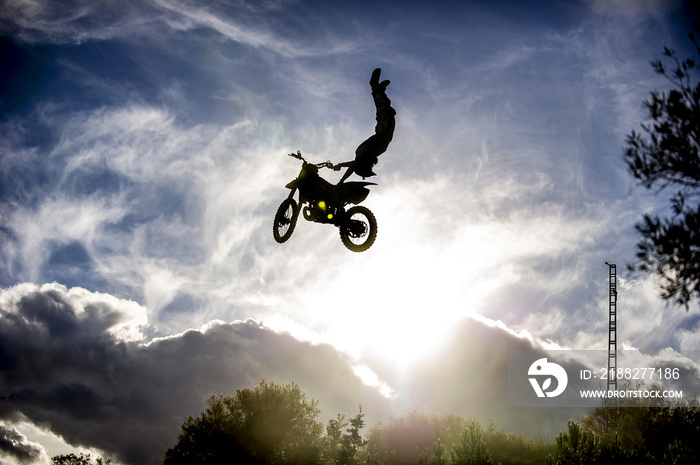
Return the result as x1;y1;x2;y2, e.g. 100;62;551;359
339;165;355;183
352;71;395;179
341;69;396;182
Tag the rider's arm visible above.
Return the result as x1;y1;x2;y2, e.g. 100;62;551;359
332;161;354;171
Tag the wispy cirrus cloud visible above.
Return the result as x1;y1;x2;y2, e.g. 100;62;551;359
2;0;371;59
1;102;294;324
1;0;165;43
154;0;369;58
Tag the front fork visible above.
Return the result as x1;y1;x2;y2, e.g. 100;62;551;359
284;186;302;224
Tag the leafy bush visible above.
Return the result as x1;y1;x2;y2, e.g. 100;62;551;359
157;381;700;465
163;380;324;465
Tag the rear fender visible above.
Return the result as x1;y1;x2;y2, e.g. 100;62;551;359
335;181;376;205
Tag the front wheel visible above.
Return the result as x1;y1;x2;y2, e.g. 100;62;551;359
339;206;377;252
273;198;298;243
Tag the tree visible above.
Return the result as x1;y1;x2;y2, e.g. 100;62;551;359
325;407;367;465
450;420;493;465
624;22;700;308
574;396;700;464
163;380;324;465
483;422;551;465
52;453;110;465
365;411;465;465
546;421;596;465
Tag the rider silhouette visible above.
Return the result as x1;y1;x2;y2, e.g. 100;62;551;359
335;68;396;182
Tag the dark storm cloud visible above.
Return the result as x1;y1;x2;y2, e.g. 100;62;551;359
0;283;566;463
0;283;392;464
4;283;698;463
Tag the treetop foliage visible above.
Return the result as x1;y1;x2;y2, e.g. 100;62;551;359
550;396;700;465
52;453;110;465
50;381;700;465
624;22;700;308
163;380;324;465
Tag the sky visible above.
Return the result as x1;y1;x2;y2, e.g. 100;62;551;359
1;0;700;463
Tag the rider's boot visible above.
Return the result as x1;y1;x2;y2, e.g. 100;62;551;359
370;68;394;114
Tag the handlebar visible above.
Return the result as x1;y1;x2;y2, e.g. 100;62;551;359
287;151;334;170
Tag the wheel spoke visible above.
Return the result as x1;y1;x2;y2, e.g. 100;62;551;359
339;206;377;252
273;199;298;243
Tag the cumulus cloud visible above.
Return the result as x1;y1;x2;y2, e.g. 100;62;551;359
2;282;671;464
0;283;565;462
2;285;699;463
0;423;48;465
0;283;393;464
359;314;589;438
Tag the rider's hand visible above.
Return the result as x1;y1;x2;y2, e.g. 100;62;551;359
332;164;341;171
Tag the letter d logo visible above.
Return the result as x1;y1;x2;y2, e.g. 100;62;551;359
528;358;568;397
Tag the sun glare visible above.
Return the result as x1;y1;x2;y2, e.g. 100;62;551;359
282;235;505;377
264;181;527;391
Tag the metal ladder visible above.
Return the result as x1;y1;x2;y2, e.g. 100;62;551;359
606;263;618;391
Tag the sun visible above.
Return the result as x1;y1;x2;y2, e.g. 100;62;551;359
278;239;481;374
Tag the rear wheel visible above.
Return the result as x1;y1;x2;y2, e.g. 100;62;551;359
273;198;298;243
339;206;377;252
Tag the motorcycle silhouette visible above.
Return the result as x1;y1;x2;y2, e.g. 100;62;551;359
273;151;378;252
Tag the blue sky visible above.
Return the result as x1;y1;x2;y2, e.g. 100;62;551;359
1;0;699;463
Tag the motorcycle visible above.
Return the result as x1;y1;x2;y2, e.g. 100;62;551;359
273;151;378;252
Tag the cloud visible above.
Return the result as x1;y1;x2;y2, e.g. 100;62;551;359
0;283;392;464
0;91;658;357
0;423;48;465
0;0;164;44
1;0;370;59
0;282;588;462
583;0;673;21
0;101;297;325
3;282;700;463
153;0;365;59
1;0;688;366
3;2;699;461
357;314;588;438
